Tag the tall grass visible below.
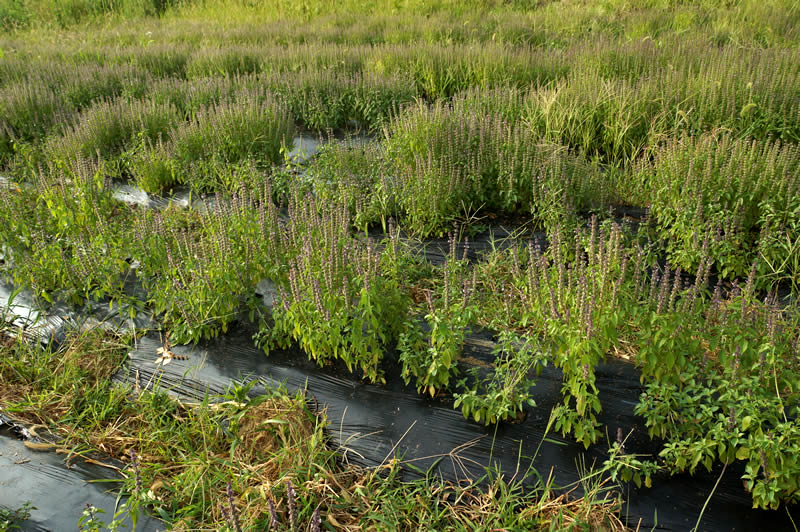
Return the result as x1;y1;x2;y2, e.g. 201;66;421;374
169;0;800;47
367;42;568;100
0;56;152;106
520;45;800;164
108;43;191;78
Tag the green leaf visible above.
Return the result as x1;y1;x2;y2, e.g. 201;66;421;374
741;416;752;431
736;446;750;461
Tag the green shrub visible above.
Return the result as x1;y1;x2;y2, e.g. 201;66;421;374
259;191;410;383
128;135;178;193
262;70;416;131
640;133;800;286
0;159;131;304
148;75;242;118
166;89;294;191
384;97;602;236
132;202;264;343
302;139;395;230
399;238;475;396
45;98;180;163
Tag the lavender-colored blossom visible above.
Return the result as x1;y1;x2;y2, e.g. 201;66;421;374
268;499;280;531
311;508;322;532
226;481;241;532
286;481;297;530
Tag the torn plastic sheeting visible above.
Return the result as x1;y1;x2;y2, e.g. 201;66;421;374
115;328;797;532
112;181;196;210
0;420;162;532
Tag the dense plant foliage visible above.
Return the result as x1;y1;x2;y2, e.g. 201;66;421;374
1;0;799;514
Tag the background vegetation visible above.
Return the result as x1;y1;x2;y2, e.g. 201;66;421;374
1;0;799;526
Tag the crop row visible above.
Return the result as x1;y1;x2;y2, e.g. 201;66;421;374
3;41;798;172
1;163;798;509
307;106;800;289
3;83;799;289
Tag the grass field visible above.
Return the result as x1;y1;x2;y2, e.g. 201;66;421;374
1;0;799;528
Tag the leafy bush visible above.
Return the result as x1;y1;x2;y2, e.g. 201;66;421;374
133;89;294;192
132;189;272;342
45;98;180;164
399;235;475;395
302;139;395;230
640;133;800;286
261;192;410;383
454;331;545;425
384;97;602;236
0;160;132;305
262;70;416;131
635;285;800;510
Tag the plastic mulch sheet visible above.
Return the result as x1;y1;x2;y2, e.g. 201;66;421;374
116;326;796;532
0;418;162;531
